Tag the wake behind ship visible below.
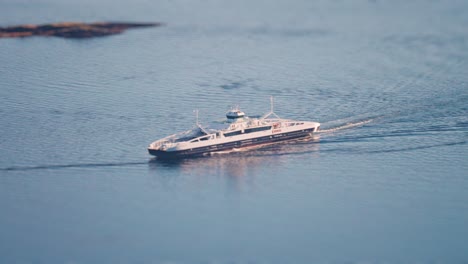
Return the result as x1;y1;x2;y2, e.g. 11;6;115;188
148;99;320;159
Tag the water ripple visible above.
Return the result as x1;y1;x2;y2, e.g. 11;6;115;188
1;161;147;172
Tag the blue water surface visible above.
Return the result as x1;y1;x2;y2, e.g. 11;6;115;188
1;0;467;263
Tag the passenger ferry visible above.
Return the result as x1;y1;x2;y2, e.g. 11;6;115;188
148;98;320;159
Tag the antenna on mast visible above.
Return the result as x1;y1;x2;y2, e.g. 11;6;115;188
261;95;280;119
270;96;274;113
194;109;209;134
194;109;199;126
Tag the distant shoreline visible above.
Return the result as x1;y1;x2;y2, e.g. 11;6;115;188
0;22;163;39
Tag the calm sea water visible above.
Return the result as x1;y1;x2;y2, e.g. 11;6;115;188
1;0;467;263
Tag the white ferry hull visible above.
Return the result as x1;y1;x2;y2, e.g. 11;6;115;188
148;127;316;159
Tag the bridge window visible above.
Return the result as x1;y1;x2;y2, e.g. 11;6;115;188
244;126;272;133
224;130;243;137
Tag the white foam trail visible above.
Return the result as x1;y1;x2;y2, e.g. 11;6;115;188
319;118;374;133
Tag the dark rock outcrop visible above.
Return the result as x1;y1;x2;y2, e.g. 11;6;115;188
0;22;163;39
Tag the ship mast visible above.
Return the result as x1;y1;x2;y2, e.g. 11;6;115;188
261;96;281;119
194;109;199;126
270;96;274;113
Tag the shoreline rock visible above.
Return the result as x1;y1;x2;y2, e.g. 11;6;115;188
0;22;163;39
